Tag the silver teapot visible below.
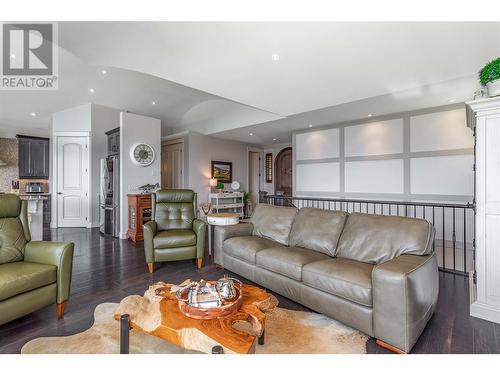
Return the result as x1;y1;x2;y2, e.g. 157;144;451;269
216;276;242;301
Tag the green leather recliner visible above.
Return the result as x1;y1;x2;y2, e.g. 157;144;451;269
0;194;74;325
143;189;206;273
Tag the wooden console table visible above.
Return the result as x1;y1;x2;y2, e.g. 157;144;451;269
127;194;152;242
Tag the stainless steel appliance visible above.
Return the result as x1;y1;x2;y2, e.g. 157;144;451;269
99;155;120;237
26;182;44;193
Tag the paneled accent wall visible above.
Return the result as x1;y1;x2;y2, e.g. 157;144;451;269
293;104;474;203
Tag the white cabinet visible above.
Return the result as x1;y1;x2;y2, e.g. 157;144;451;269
209;192;244;218
468;96;500;323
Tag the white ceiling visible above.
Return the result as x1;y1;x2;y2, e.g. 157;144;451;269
1;22;499;144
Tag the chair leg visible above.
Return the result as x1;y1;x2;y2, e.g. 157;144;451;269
56;301;67;319
197;258;203;269
147;263;154;273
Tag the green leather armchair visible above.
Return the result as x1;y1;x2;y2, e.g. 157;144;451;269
143;189;206;273
0;194;74;325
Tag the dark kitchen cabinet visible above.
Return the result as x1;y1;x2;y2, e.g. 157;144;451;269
105;127;120;155
16;135;50;179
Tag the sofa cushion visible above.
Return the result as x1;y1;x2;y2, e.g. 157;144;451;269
256;246;330;281
250;204;298;246
224;236;281;264
303;258;374;307
153;229;196;249
289;208;347;256
0;261;57;301
336;213;434;264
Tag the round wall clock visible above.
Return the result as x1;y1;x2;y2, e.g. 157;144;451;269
129;143;155;167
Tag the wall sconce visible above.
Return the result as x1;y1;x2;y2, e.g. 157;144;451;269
210;177;218;193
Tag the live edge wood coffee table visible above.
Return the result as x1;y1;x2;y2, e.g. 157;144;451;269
114;281;278;354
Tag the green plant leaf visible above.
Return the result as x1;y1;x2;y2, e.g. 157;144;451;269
479;58;500;85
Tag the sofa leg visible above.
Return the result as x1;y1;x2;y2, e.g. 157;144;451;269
375;339;406;354
197;258;203;269
56;301;67;319
147;263;154;273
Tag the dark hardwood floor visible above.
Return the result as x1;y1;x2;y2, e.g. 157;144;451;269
1;227;499;354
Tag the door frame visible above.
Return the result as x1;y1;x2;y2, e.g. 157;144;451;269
51;132;91;228
246;147;263;204
161;138;185;189
274;147;293;195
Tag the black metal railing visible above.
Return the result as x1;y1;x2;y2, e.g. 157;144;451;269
261;194;475;276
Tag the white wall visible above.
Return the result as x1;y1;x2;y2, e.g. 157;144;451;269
294;106;473;201
90;105;121;226
119;112;161;238
187;132;249;202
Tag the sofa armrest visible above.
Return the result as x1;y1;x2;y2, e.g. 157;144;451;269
143;221;157;263
372;253;439;353
193;219;207;259
24;241;74;304
214;223;254;265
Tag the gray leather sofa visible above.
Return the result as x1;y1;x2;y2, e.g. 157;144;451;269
214;204;438;353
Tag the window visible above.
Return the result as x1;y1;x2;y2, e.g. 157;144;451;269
265;153;273;183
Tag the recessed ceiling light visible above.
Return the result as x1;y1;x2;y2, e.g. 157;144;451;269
449;99;456;103
151;101;156;105
271;53;280;61
273;138;277;141
89;88;95;93
10;53;15;59
367;114;373;117
308;124;313;128
101;69;107;75
249;133;253;136
30;112;36;117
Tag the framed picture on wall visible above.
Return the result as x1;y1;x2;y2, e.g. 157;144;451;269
211;161;232;183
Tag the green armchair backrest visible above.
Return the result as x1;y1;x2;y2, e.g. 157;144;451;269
153;189;197;231
0;194;31;264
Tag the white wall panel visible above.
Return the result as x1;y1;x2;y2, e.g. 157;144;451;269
344;119;403;157
345;159;404;194
410;109;473;152
296;162;339;192
296;128;339;160
410;155;473;196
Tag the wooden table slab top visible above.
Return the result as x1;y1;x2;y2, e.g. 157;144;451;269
114;281;278;354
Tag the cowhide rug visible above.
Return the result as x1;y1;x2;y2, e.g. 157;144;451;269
21;302;367;354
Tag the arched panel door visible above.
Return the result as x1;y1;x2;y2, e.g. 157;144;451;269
274;147;293;206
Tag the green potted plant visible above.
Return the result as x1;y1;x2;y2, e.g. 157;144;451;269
479;58;500;97
243;192;253;217
216;181;224;193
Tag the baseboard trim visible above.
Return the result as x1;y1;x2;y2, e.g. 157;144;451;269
470;301;500;323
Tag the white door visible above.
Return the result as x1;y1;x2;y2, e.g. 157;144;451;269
57;137;89;227
161;141;183;189
248;151;261;204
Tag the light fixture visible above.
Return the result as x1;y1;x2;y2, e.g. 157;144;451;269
101;69;107;75
151;101;156;105
273;138;277;141
89;88;95;93
30;112;36;117
308;124;313;128
367;114;373;117
271;53;280;61
249;133;253;136
10;53;15;59
449;99;456;103
210;177;218;193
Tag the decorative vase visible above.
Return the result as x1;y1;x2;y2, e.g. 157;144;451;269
487;79;500;97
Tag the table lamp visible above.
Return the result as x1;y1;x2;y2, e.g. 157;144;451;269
210;177;218;193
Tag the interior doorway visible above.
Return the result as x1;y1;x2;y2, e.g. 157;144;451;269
275;147;293;202
161;139;184;189
248;151;261;205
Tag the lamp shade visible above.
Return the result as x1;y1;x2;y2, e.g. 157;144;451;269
209;177;218;187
